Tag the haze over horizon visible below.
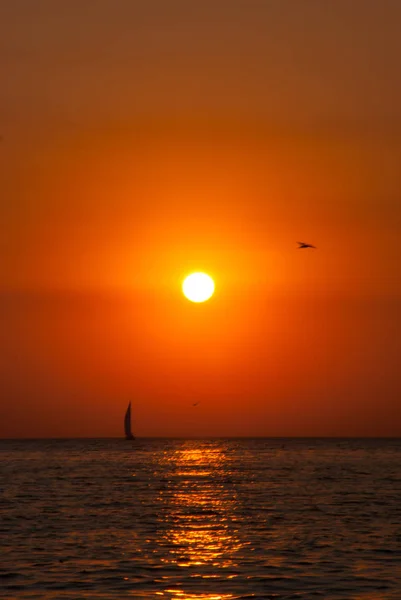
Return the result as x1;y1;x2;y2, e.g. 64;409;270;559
1;1;401;438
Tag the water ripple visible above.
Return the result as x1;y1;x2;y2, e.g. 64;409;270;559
0;438;400;598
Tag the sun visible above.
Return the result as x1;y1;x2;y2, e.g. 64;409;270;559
182;272;215;303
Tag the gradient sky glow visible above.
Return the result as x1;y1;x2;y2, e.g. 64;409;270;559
1;1;401;437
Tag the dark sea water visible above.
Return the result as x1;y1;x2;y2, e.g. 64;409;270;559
1;438;400;599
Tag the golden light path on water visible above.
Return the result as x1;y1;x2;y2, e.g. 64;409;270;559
156;594;234;599
155;446;245;599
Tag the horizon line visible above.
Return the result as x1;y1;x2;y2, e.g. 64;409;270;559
1;435;400;441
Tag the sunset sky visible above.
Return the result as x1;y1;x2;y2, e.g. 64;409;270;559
1;0;401;437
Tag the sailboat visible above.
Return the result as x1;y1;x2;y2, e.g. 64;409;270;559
124;402;135;440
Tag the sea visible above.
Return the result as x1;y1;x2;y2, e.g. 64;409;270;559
1;438;400;599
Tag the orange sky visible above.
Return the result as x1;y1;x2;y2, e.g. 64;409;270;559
1;1;401;437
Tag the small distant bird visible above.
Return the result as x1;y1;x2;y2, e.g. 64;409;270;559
297;241;316;249
192;402;200;407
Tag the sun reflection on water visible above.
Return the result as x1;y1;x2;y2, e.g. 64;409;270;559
156;444;244;598
157;593;235;599
157;593;234;599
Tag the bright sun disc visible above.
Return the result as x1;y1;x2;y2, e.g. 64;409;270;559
182;272;215;303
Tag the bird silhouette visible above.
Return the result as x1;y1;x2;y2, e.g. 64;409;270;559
297;241;316;249
192;402;200;407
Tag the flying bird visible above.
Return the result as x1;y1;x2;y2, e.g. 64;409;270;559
192;402;200;407
297;241;316;249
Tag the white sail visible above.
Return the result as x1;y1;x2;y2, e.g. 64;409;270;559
124;402;135;440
